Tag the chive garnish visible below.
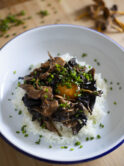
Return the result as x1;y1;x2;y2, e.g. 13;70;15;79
70;148;74;151
113;101;117;105
35;139;41;144
24;134;29;137
45;88;48;92
16;131;20;134
39;135;42;138
79;145;83;148
99;123;104;128
18;110;22;115
13;70;16;74
49;145;52;148
86;137;89;141
61;146;68;149
39;10;49;16
21;125;27;134
109;87;113;90
97;135;101;139
82;53;87;58
90;136;94;140
75;141;81;146
44;94;48;99
104;78;107;83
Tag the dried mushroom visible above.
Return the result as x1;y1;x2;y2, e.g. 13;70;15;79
76;0;124;32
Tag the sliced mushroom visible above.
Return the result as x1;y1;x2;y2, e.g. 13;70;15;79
41;99;59;117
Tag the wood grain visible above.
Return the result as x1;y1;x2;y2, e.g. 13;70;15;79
0;0;124;165
0;0;30;9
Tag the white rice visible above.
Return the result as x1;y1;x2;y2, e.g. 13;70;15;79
12;53;107;144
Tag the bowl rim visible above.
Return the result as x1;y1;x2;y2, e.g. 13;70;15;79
0;24;124;164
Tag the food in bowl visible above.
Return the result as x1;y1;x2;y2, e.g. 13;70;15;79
13;53;107;144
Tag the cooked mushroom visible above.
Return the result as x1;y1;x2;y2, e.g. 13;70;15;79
20;53;102;136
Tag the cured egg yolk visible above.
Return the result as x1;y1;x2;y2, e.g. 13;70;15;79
57;83;80;99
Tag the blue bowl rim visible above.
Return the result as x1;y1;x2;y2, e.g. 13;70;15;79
0;24;124;164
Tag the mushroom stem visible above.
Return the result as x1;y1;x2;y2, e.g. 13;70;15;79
48;51;54;60
80;88;103;96
113;18;124;31
111;11;124;15
97;26;102;32
111;24;123;32
76;11;89;20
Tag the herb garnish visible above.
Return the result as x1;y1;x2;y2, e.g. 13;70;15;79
97;134;101;139
61;146;68;149
16;131;20;134
82;53;87;58
13;70;16;74
39;10;49;17
90;136;94;140
0;12;25;37
79;145;83;148
21;125;27;134
75;141;81;146
86;137;89;141
18;110;22;115
99;123;104;128
70;148;74;151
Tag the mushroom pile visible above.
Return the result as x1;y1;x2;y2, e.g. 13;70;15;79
76;0;124;32
19;53;102;136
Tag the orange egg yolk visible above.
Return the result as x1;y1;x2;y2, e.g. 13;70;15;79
57;83;80;99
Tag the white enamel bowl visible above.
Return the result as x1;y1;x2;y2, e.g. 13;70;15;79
0;25;124;164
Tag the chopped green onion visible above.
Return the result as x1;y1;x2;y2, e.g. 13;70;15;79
70;148;74;151
39;10;49;16
75;141;81;146
113;101;117;105
99;123;104;128
18;110;22;115
24;134;29;137
13;70;16;74
90;137;94;140
82;53;87;58
79;145;83;148
86;137;89;141
16;131;20;134
97;134;101;139
35;139;41;144
61;146;68;149
109;87;113;90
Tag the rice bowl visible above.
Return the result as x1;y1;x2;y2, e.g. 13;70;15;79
12;53;107;145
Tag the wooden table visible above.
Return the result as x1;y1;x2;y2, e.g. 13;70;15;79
0;0;124;165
